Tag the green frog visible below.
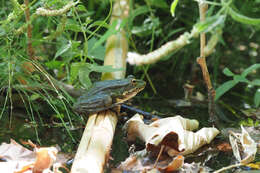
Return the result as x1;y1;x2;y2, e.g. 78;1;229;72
73;75;146;114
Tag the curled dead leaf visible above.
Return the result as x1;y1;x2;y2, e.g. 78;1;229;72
229;125;257;164
33;147;58;173
124;114;219;157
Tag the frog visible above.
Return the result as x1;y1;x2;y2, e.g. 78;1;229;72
73;75;146;114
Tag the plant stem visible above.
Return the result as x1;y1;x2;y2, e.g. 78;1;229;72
24;0;35;60
71;0;130;172
213;163;242;173
197;2;218;124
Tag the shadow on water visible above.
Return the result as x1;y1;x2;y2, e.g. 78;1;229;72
0;107;83;153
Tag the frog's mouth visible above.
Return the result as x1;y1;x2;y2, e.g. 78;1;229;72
117;86;145;104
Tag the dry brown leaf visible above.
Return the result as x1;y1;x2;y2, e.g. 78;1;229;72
229;125;257;164
0;139;35;162
116;151;184;172
0;139;69;173
33;147;58;173
125;114;219;157
216;142;232;152
162;155;184;172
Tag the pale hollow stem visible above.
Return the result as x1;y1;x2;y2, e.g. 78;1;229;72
71;0;130;172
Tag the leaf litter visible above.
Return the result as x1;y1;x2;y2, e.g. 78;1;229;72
0;139;70;173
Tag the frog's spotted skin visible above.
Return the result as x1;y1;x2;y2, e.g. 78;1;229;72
73;75;146;114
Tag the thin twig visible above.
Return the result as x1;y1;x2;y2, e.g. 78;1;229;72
197;1;218;124
154;144;165;168
213;163;242;173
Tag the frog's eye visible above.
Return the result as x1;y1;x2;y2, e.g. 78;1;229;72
131;79;137;85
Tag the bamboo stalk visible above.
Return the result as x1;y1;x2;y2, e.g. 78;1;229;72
70;111;118;172
71;0;129;172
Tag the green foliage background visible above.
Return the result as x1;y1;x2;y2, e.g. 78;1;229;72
0;0;260;144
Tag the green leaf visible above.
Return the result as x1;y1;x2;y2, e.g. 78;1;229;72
55;41;72;59
66;24;83;32
146;0;168;9
128;6;150;29
78;66;92;89
170;0;179;17
45;60;64;69
87;37;105;60
223;68;235;77
30;94;41;101
195;15;225;33
132;17;160;36
79;64;123;88
228;7;260;26
215;80;239;100
254;89;260;107
233;75;249;83
70;62;122;87
76;4;87;12
0;26;6;37
250;79;260;86
89;64;124;72
70;62;85;83
53;113;64;119
65;19;83;32
88;21;110;29
241;63;260;77
91;20;126;51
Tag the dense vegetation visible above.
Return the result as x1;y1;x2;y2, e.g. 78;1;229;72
0;0;259;170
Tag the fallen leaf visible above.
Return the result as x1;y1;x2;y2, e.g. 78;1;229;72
229;125;257;164
125;114;220;157
0;139;70;173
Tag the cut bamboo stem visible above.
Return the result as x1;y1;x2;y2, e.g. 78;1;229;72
70;111;118;172
71;0;129;172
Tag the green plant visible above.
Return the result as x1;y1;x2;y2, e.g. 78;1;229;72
0;0;259;143
0;0;120;142
215;64;260;107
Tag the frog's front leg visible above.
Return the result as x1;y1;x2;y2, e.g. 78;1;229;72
110;105;121;115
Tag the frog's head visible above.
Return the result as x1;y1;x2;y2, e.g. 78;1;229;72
120;75;146;100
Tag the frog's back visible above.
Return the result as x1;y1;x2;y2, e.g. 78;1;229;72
86;78;131;96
